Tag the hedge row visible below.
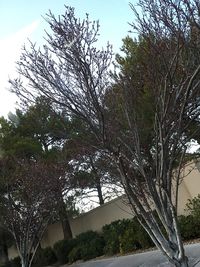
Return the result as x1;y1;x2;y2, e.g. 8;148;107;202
3;212;200;267
102;218;154;255
54;230;104;264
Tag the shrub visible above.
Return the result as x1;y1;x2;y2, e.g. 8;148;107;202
178;195;200;241
33;247;57;267
135;222;154;249
119;218;153;254
119;227;141;253
102;218;153;255
186;194;200;220
68;231;104;263
102;219;130;255
10;257;21;267
178;215;200;241
76;231;104;261
2;257;21;267
68;246;82;263
1;261;11;267
53;239;77;264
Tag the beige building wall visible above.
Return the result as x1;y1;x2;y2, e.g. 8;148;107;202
177;161;200;215
177;178;192;215
7;161;200;259
69;196;133;236
182;162;200;198
40;222;64;248
8;245;19;260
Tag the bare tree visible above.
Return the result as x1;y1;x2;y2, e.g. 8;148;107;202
10;3;200;266
0;158;68;267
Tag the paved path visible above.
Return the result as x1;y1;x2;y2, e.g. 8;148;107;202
67;243;200;267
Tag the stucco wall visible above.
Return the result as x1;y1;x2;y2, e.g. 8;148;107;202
177;178;192;215
177;161;200;215
40;221;64;248
69;196;133;236
8;245;19;260
182;162;200;198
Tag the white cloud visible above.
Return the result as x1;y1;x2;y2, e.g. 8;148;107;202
0;20;40;117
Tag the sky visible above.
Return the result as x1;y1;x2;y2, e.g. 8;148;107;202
0;0;135;117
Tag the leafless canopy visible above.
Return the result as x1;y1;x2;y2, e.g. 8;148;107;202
11;7;112;143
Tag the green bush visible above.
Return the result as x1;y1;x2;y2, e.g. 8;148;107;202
33;247;57;267
178;215;200;240
10;257;21;267
68;246;82;263
102;218;153;255
77;231;104;261
135;222;154;249
1;261;12;267
119;218;153;254
186;194;200;219
2;257;21;267
102;219;130;255
68;231;104;263
53;238;77;264
119;227;140;253
178;195;200;241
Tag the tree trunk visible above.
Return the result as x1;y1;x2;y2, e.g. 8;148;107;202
21;257;28;267
173;256;188;267
89;155;105;205
0;232;9;264
96;180;104;205
58;191;72;239
61;218;72;239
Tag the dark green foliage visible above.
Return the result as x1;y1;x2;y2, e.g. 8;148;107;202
53;239;77;264
178;215;200;241
119;227;141;253
177;195;200;241
68;246;82;264
1;257;21;267
119;219;153;254
0;227;14;264
53;231;104;264
10;257;21;267
102;219;153;255
75;231;104;261
102;219;131;255
77;231;105;261
186;194;200;219
33;247;57;267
